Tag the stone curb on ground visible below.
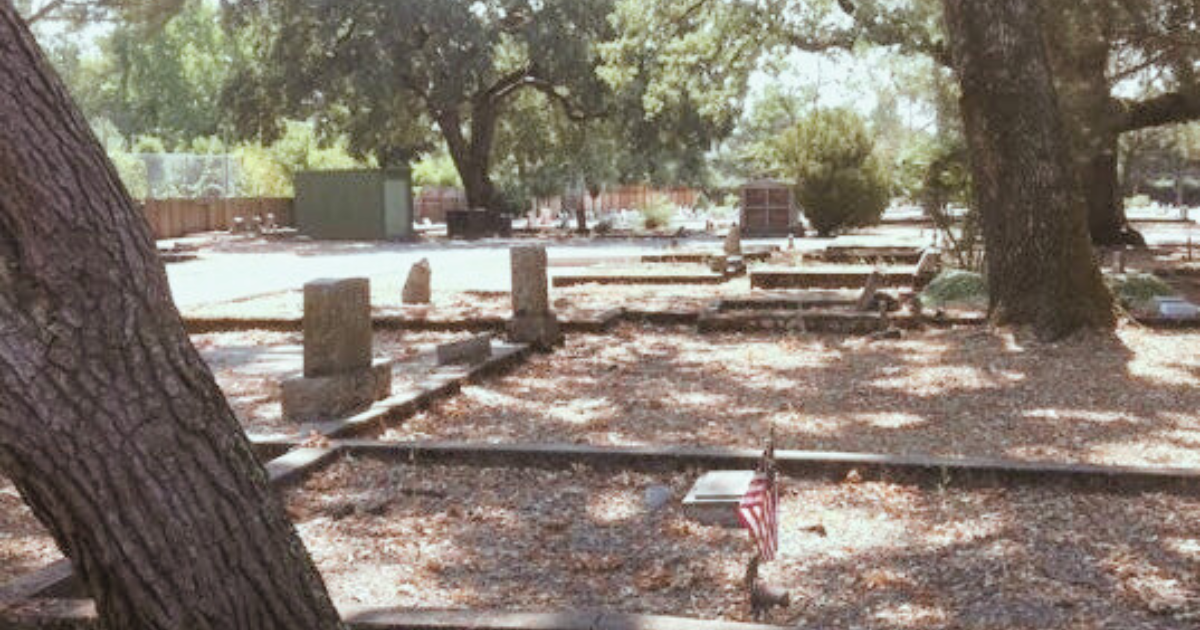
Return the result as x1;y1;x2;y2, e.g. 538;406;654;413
283;440;1200;495
0;601;791;630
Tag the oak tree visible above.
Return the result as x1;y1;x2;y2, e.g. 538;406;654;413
226;0;615;212
0;4;344;628
942;0;1115;339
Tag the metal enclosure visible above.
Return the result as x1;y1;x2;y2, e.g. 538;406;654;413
740;179;798;236
294;168;414;240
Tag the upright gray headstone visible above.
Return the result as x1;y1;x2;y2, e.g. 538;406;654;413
283;277;392;422
403;259;432;304
303;278;372;378
725;224;742;256
511;246;550;315
508;246;562;348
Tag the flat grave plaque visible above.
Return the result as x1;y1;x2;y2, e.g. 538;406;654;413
682;470;756;527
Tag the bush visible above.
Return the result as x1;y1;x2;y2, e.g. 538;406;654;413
921;269;987;308
638;196;674;230
777;108;890;236
1107;273;1174;310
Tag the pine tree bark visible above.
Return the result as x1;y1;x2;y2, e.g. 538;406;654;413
942;0;1115;340
0;6;344;629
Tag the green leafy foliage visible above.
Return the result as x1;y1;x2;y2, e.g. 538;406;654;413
637;195;675;230
777;108;889;236
1107;273;1175;310
921;269;987;308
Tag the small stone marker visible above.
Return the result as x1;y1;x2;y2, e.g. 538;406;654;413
436;334;493;366
282;278;393;422
683;470;756;527
644;485;672;513
1112;250;1126;274
856;270;882;311
402;258;432;304
1153;296;1200;319
725;224;742;256
508;246;562;349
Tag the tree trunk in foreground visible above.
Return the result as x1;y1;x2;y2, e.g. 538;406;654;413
0;6;344;629
943;0;1115;340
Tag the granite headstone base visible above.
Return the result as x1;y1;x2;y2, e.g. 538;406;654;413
282;358;394;423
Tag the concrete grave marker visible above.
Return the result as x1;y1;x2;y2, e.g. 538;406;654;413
508;246;562;348
403;258;432;304
683;470;756;527
1152;296;1200;319
436;334;494;366
282;278;393;422
302;278;372;378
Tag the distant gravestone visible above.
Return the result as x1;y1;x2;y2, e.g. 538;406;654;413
508;246;562;349
856;270;882;311
403;258;432;304
725;224;742;256
282;278;392;422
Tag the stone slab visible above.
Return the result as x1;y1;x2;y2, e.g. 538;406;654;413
436;334;494;365
750;267;916;290
552;273;726;287
683;470;755;527
282;358;393;422
304;278;373;378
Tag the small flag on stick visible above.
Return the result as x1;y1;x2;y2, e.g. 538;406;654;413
737;433;778;561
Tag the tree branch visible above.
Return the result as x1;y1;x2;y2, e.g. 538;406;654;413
1118;88;1200;132
26;0;71;24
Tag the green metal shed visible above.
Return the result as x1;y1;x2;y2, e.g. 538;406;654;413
293;168;414;240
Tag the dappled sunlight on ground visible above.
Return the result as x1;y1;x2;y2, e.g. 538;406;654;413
284;458;1200;627
383;326;1200;468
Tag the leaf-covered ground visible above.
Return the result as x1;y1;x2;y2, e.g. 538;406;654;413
0;478;61;586
287;457;1200;627
383;326;1200;469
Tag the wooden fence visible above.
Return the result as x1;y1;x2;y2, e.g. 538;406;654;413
141;198;293;240
534;185;700;213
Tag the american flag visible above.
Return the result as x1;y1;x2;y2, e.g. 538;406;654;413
737;440;779;562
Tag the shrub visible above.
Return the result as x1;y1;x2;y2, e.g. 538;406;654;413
638;196;675;230
921;269;987;308
1107;273;1174;310
777;108;890;236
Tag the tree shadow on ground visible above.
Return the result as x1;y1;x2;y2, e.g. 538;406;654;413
390;326;1200;469
287;457;1200;628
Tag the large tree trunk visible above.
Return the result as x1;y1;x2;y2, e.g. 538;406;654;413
0;6;344;629
943;0;1115;340
438;107;503;212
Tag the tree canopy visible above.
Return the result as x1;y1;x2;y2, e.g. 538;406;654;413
225;0;617;211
